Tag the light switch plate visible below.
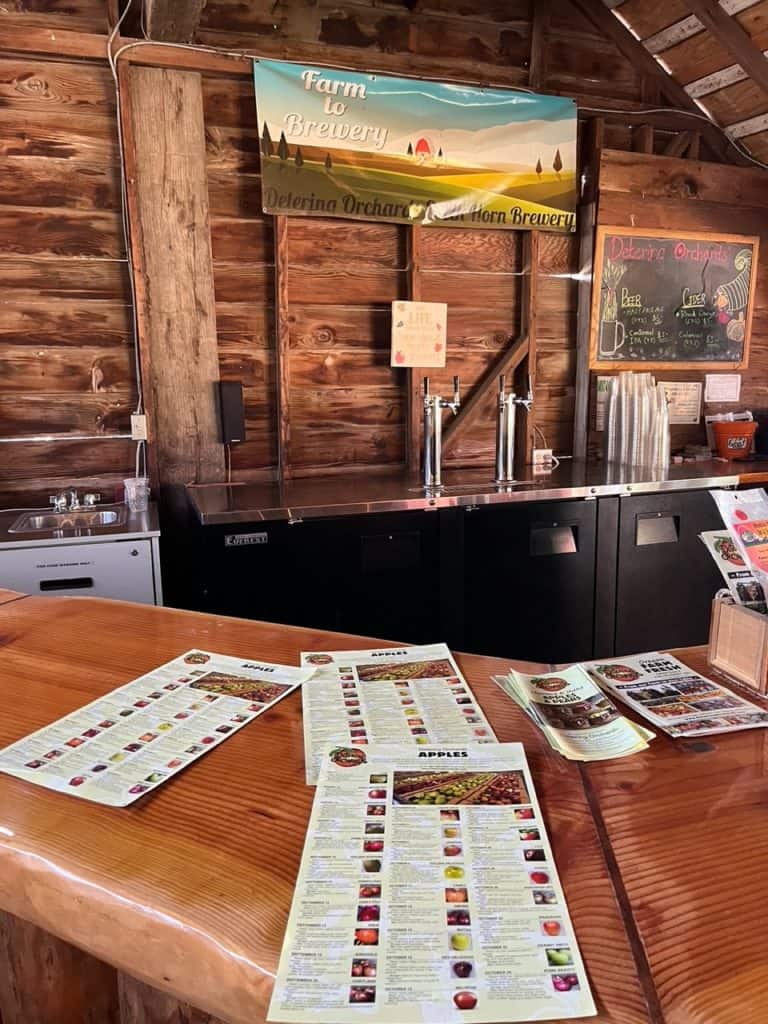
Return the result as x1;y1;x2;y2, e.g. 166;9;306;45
131;414;148;440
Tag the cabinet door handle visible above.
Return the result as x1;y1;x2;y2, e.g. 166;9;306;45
39;577;94;592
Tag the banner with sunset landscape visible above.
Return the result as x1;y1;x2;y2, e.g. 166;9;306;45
253;60;577;232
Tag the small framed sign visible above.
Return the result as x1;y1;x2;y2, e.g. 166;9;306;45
391;301;447;368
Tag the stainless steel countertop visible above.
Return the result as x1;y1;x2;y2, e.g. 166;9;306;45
0;503;161;549
186;460;768;525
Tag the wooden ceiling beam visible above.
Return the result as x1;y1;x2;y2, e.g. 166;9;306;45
144;0;206;43
686;0;768;98
568;0;745;164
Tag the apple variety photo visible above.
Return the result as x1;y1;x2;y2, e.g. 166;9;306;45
349;985;376;1003
357;904;380;922
354;928;379;946
452;960;474;979
351;958;376;978
453;991;478;1010
552;974;579;992
546;947;573;967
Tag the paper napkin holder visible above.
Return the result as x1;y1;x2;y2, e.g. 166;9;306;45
708;592;768;697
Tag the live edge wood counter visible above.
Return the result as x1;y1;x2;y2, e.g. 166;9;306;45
0;600;753;1024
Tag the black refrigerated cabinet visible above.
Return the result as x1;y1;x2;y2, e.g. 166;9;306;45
182;489;726;664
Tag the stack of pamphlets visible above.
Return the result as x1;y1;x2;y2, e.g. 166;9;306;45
493;666;654;761
583;652;768;739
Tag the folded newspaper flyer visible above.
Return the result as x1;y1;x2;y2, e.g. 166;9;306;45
700;530;767;613
493;667;654;761
584;652;768;739
300;644;497;784
268;742;596;1023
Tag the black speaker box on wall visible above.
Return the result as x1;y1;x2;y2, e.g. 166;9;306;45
217;380;246;444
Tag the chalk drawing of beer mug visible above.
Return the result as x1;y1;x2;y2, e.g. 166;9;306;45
600;319;625;358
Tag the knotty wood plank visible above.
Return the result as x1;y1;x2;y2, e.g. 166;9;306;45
0;439;135;480
0;346;134;394
120;64;225;501
0;157;120;211
598;147;768;205
0;208;124;259
0;910;119;1024
0;257;128;299
0;393;132;436
274;214;291;479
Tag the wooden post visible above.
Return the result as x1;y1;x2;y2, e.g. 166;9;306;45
528;0;551;90
274;215;291;480
573;118;604;459
405;225;423;475
119;65;225;511
632;124;654;154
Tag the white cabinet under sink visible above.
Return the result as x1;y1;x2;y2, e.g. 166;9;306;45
0;539;160;603
0;505;162;604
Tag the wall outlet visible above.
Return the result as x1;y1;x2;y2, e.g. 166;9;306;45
532;447;554;466
131;414;148;440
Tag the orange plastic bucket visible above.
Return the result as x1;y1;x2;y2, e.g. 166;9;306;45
712;420;757;460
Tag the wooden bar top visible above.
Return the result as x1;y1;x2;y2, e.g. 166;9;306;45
0;595;761;1023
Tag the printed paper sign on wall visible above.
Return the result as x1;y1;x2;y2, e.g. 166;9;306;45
253;60;577;232
391;301;447;367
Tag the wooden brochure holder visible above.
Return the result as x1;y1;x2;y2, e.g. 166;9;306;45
708;593;768;697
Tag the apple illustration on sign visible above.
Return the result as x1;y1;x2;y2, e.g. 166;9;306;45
395;350;405;364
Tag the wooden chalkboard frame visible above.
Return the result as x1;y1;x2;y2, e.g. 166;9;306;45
589;225;759;370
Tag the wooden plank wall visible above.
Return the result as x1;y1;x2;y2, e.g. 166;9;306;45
0;49;135;508
193;0;644;480
586;148;768;455
0;0;755;503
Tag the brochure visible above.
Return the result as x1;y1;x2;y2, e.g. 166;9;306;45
301;644;497;784
493;666;654;761
711;488;768;597
584;652;768;738
700;530;767;614
268;742;596;1024
0;650;311;806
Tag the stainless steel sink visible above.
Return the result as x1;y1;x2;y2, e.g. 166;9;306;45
9;505;128;533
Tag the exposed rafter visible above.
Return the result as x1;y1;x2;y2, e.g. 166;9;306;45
569;0;745;164
144;0;207;43
686;0;768;99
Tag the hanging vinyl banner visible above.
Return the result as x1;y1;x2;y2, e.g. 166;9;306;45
253;60;577;232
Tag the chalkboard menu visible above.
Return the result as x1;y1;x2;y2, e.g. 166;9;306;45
590;226;759;368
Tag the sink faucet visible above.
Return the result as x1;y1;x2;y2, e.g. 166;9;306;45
423;375;461;491
49;490;99;513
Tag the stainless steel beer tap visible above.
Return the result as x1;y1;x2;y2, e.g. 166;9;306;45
495;374;532;484
423;375;461;491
